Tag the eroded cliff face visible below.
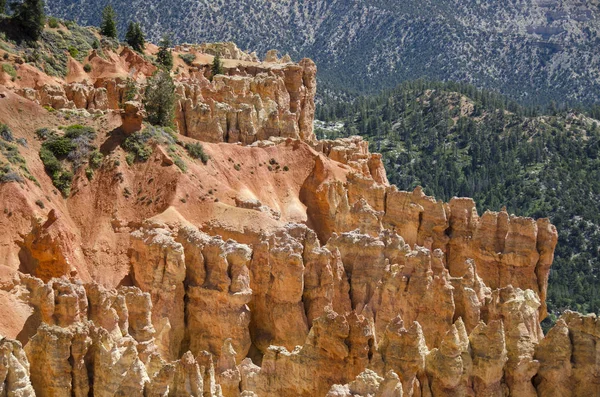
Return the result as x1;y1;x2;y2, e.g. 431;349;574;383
8;42;316;146
0;39;597;397
174;58;316;144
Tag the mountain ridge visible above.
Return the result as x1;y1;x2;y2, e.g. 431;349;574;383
46;0;600;105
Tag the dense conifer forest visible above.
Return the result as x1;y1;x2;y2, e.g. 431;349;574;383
316;80;600;325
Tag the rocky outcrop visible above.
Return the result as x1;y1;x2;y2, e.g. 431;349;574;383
175;58;316;144
300;153;558;319
16;210;89;283
327;369;403;397
0;337;35;397
2;273;226;397
0;39;593;397
120;101;144;134
190;42;259;62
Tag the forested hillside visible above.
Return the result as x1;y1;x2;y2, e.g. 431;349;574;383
316;81;600;324
46;0;600;106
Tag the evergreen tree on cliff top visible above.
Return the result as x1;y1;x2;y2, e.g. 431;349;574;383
210;52;223;81
100;4;117;38
11;0;45;41
144;70;175;127
156;34;173;70
125;21;145;52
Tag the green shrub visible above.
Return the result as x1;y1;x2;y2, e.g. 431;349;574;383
173;156;186;172
83;63;92;73
53;169;73;196
68;46;79;58
0;123;14;142
125;152;135;166
122;131;153;163
35;127;54;140
48;17;59;28
88;150;103;169
39;146;62;175
1;63;16;79
43;136;74;157
85;167;93;180
122;126;178;164
178;53;196;66
64;124;95;139
185;142;209;164
0;141;26;166
0;170;24;184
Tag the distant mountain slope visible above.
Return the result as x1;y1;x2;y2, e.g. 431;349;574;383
316;80;600;324
46;0;600;105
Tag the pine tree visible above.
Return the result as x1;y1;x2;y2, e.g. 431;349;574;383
125;22;145;52
0;0;6;15
12;0;45;41
100;4;117;38
144;70;175;127
156;34;173;70
210;52;223;80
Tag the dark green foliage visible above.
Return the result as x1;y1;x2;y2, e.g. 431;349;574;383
11;0;46;41
156;34;173;70
0;123;14;142
39;146;61;174
318;79;600;320
121;125;176;164
17;19;97;77
144;70;175;127
39;125;97;196
125;22;145;52
178;53;196;66
2;63;16;79
83;63;91;72
100;5;117;39
123;77;137;103
88;149;103;169
67;45;78;58
185;142;209;164
0;136;35;184
39;146;71;195
210;52;223;80
47;16;58;28
0;0;5;14
43;136;74;157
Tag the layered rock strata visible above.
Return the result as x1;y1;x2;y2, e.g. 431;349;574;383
1;41;597;397
174;58;316;143
3;218;597;396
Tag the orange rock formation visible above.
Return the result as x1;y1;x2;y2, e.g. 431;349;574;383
0;39;597;397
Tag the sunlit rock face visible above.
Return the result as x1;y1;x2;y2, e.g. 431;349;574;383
4;38;595;397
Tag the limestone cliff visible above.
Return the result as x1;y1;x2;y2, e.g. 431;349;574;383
0;38;597;397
